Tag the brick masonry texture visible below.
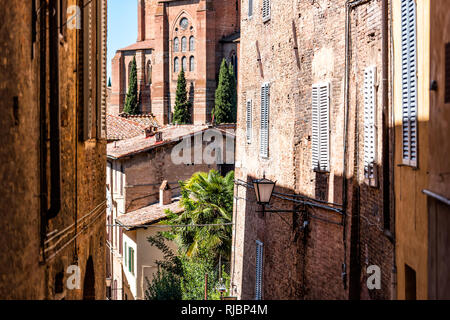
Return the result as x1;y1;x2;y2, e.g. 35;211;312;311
231;0;394;300
0;0;107;299
109;0;240;125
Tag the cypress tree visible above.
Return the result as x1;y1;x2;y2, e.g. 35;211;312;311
228;63;237;123
214;59;237;124
108;77;112;87
173;68;191;124
123;57;139;115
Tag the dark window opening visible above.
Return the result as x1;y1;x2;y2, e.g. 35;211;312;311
405;264;417;300
445;43;450;103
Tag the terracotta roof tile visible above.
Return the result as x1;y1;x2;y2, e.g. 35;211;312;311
116;198;183;229
118;40;154;52
107;124;210;159
107;114;147;141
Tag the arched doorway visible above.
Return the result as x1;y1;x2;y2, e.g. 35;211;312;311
83;256;96;300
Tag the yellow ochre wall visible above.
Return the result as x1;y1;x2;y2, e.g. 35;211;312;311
393;0;430;300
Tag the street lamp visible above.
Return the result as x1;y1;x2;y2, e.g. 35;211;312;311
216;278;227;300
252;175;306;228
253;175;276;205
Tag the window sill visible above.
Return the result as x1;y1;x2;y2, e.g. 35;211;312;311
397;163;419;170
313;169;330;174
262;17;271;24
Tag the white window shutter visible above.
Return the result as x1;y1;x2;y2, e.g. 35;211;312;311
312;83;330;171
262;0;271;21
246;100;253;143
249;0;253;17
255;240;264;300
401;0;418;166
364;66;377;179
260;84;270;158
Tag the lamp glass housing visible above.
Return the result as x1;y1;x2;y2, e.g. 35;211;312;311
253;177;276;205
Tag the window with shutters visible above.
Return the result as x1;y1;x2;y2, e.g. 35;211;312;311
246;99;253;144
260;83;270;158
311;83;330;172
80;0;107;141
364;66;377;181
248;0;253;18
401;0;418;166
262;0;271;22
255;240;264;300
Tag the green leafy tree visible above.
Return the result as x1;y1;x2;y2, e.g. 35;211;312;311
145;235;230;300
165;170;234;262
213;59;237;124
123;57;139;115
173;68;191;124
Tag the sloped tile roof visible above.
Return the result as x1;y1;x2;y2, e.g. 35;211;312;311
116;198;184;229
107;124;235;160
118;40;154;52
107;114;147;141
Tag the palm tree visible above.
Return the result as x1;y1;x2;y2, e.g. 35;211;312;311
165;170;234;262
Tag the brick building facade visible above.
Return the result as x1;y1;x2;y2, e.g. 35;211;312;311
106;124;235;299
0;0;107;299
231;0;394;300
109;0;240;125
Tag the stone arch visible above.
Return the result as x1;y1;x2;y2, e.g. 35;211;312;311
146;60;152;85
126;59;134;91
83;256;95;300
189;56;195;72
171;10;195;36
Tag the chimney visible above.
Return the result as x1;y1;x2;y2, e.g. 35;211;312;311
145;127;155;138
159;180;172;206
155;131;163;142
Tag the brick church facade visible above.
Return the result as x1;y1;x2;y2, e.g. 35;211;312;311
110;0;240;125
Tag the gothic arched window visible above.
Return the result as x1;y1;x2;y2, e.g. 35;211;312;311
174;37;179;52
146;61;152;85
189;36;195;51
189;56;195;72
174;57;179;73
181;37;187;52
182;56;187;72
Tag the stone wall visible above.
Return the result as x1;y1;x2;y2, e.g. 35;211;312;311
232;0;394;300
0;0;107;300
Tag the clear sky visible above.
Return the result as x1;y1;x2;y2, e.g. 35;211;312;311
107;0;138;82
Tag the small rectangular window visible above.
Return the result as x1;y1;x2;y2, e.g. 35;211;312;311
262;0;271;22
260;84;270;158
400;0;418;166
311;83;330;172
364;66;377;180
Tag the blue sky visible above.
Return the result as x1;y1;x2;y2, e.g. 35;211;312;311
107;0;138;81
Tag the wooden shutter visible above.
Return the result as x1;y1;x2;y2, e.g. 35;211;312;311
262;0;270;22
255;240;264;300
364;66;377;179
401;0;418;166
246;99;252;143
260;84;270;158
312;83;330;171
